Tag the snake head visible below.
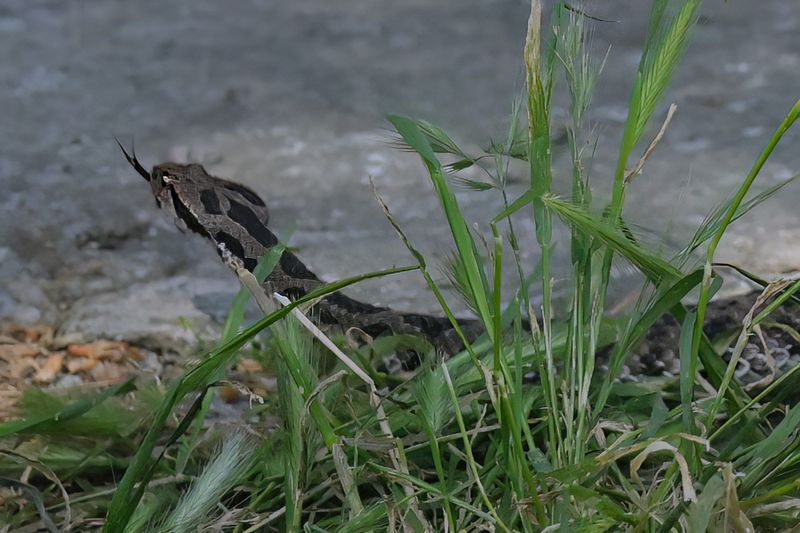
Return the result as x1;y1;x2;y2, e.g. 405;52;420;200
115;140;202;229
149;162;192;210
147;162;217;239
115;138;183;208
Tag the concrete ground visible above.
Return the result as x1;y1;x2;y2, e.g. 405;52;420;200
1;1;798;348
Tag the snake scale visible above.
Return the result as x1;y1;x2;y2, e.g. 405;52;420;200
118;144;800;383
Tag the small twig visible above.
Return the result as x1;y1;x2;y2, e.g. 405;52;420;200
218;380;264;407
564;3;620;23
625;104;678;184
272;293;374;386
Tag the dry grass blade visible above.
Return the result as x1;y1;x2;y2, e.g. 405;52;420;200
629;440;695;502
1;449;71;532
722;463;755;532
625;103;677;183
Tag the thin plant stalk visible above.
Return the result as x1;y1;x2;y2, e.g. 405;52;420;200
524;0;561;470
691;100;800;428
442;364;511;533
598;0;702;377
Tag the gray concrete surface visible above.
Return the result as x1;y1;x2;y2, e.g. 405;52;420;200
1;1;798;348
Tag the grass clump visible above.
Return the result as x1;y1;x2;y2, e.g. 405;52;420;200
3;0;800;531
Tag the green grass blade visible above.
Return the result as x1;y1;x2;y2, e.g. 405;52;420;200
611;0;701;221
689;99;800;438
276;344;306;532
542;194;680;282
0;379;136;438
592;269;703;416
682;173;800;259
176;245;286;473
702;99;800;261
103;264;417;532
545;195;752;414
0;478;58;533
388;114;494;339
686;474;725;532
738;401;800;494
678;310;697;434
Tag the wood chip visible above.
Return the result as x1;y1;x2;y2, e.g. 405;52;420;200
89;362;126;382
34;353;64;384
66;358;98;374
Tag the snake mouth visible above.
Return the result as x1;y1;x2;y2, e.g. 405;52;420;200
114;137;151;182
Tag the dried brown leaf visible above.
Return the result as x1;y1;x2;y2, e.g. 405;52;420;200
67;341;141;362
219;384;240;404
0;343;41;361
630;440;697;502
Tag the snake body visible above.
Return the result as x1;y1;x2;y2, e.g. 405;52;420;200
118;145;800;382
118;146;474;362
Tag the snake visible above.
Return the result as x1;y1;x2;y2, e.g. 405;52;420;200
117;143;800;382
117;142;478;369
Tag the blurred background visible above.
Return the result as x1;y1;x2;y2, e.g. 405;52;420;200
1;0;798;349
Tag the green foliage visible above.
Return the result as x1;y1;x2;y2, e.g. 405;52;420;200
3;1;800;531
156;433;255;532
